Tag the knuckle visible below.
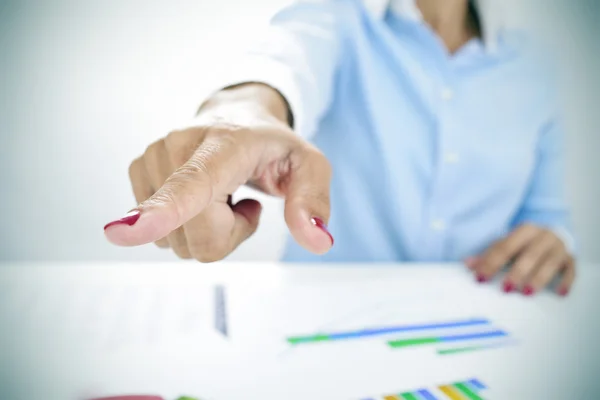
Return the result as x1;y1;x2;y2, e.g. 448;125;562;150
144;140;164;160
128;157;143;180
189;237;230;263
172;245;191;259
521;223;538;232
165;128;185;144
165;128;202;150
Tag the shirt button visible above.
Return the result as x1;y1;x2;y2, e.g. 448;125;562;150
431;219;446;231
444;152;460;163
441;87;454;101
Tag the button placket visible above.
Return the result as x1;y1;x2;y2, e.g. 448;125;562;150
423;82;458;260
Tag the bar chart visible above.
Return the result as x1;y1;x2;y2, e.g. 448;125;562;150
286;317;514;355
360;378;488;400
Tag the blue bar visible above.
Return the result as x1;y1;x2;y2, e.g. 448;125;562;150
439;330;508;343
214;285;228;337
325;318;490;340
468;378;487;390
416;389;438;400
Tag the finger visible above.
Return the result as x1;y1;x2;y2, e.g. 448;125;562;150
282;146;333;255
128;157;153;204
524;247;567;294
476;224;540;281
504;231;561;293
556;255;576;297
464;256;481;270
105;132;245;247
143;140;191;258
183;198;261;263
128;157;169;249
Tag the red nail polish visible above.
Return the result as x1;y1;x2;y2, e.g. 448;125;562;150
476;273;487;283
311;217;334;245
104;210;141;230
558;287;569;297
503;281;515;293
523;285;535;296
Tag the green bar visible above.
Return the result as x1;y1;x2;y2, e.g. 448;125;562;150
287;334;330;344
454;383;484;400
176;397;200;400
399;392;419;400
437;345;484;355
388;337;440;348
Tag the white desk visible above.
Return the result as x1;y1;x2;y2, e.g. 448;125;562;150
0;263;599;400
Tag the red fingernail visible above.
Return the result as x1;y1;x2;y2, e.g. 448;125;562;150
503;281;515;293
476;273;487;283
311;217;334;245
523;285;535;296
558;287;569;297
104;210;141;230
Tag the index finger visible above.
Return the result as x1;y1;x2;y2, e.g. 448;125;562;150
104;134;244;246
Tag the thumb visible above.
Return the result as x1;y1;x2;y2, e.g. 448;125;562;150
283;147;334;255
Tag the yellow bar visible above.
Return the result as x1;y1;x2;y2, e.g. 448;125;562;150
383;396;400;400
439;385;466;400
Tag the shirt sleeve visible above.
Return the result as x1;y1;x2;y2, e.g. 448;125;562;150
206;1;346;139
511;116;576;254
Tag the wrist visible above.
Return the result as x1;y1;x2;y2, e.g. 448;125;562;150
199;83;292;126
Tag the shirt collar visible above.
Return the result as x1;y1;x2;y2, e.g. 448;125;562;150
363;0;507;53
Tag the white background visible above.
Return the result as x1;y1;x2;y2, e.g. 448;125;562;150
1;0;598;263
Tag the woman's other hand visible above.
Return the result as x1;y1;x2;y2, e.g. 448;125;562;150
465;224;575;297
103;84;334;262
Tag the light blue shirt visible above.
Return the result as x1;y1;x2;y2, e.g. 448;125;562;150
217;0;572;262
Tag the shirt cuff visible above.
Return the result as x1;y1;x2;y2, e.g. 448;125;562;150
204;55;311;138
